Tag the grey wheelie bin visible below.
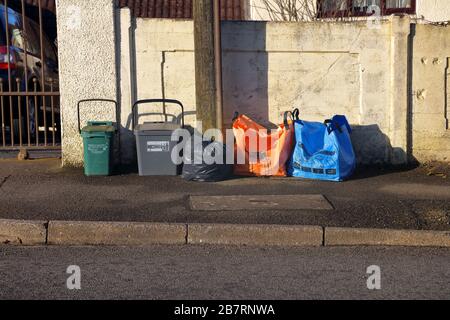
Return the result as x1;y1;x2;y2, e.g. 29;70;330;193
132;99;185;176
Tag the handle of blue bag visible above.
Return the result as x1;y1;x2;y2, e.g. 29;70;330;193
333;116;353;134
324;119;343;134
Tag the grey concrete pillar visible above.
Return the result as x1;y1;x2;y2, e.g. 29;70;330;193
57;0;118;167
389;15;411;165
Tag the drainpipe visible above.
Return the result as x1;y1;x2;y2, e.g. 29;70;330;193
214;0;224;137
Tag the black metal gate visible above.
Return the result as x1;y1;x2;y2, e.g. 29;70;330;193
0;0;59;151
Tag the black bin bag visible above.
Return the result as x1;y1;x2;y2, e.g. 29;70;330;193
182;138;233;182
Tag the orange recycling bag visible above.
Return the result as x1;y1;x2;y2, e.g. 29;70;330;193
232;112;295;177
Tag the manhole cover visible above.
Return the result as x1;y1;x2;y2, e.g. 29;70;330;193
189;195;333;211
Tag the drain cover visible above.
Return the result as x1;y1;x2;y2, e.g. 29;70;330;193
189;195;333;211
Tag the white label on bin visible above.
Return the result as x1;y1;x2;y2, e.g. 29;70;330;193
88;144;108;154
147;141;170;152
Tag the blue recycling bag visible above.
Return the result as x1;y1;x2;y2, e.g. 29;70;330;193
288;115;356;182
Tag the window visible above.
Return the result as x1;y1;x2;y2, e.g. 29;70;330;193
318;0;416;18
0;6;25;49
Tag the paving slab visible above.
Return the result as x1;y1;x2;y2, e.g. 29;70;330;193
188;224;323;246
47;221;187;246
325;227;450;247
0;219;47;245
0;159;449;231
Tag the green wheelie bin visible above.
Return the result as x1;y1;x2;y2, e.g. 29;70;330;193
77;99;119;176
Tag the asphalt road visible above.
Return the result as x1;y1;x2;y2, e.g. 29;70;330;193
0;245;449;300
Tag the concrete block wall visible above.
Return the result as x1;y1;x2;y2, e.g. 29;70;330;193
118;13;408;165
56;1;450;167
416;0;450;22
412;23;450;162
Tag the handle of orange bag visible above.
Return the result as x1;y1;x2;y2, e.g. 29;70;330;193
292;108;300;121
284;108;301;129
283;111;293;129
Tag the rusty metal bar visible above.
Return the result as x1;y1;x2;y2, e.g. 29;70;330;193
33;79;38;146
0;0;61;151
0;80;5;147
21;0;31;146
16;78;22;146
0;145;60;150
38;92;47;145
21;0;29;92
4;0;11;90
50;80;55;145
42;95;47;146
26;93;30;146
8;94;13;146
38;0;45;93
0;92;60;96
4;0;14;146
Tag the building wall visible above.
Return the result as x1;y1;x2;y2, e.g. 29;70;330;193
417;0;450;22
56;2;450;166
117;12;409;166
412;23;450;162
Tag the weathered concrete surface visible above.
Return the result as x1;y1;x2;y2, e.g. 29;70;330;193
412;23;450;163
119;17;394;165
417;0;450;22
1;159;449;231
47;221;187;246
57;0;118;167
0;219;47;245
326;227;450;247
389;16;410;165
189;195;333;211
57;4;450;166
188;224;323;246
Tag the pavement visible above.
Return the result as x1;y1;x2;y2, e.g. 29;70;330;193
1;245;449;300
0;158;449;231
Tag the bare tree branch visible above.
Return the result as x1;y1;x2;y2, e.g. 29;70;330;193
252;0;355;21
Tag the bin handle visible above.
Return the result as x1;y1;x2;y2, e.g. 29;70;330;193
77;99;119;134
132;99;185;130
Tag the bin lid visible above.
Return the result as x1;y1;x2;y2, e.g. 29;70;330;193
134;122;181;136
81;121;115;137
82;125;115;133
